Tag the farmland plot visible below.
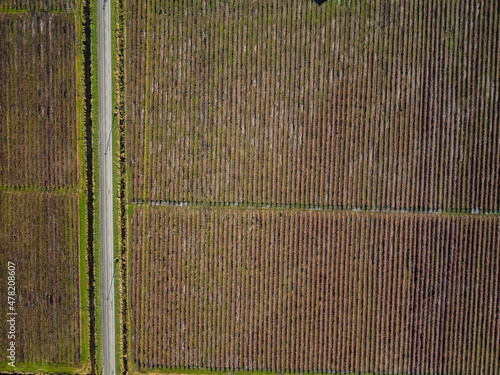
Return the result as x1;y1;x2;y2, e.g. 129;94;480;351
124;0;500;374
126;0;500;212
0;0;74;11
0;2;91;372
0;13;78;188
0;191;82;365
129;206;499;374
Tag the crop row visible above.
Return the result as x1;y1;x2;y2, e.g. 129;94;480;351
129;206;499;374
0;13;78;188
126;0;500;211
0;191;81;365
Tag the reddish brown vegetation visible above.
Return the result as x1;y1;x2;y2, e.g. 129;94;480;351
0;191;81;364
0;0;74;10
126;0;500;212
130;207;500;374
0;13;78;188
125;0;500;374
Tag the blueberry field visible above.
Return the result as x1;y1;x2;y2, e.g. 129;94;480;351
121;0;500;374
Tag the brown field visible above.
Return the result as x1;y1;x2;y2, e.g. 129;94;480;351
126;0;499;212
0;191;82;365
0;3;88;372
129;206;499;374
124;0;500;374
0;13;78;188
0;0;74;10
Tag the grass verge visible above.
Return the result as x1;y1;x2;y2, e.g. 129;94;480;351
114;0;128;370
90;0;101;370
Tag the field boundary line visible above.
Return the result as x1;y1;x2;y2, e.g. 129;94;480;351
114;0;128;369
129;200;500;216
82;0;97;369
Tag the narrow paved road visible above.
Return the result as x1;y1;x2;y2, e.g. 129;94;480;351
97;0;116;374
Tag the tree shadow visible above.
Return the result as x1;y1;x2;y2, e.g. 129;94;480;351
313;0;328;5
